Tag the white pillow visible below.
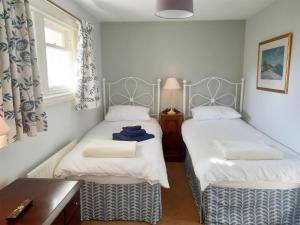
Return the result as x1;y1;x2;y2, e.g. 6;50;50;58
105;105;151;121
192;106;241;121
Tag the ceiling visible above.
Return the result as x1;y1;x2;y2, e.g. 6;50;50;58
75;0;277;22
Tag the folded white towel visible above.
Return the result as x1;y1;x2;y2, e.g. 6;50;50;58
83;139;137;158
212;140;284;160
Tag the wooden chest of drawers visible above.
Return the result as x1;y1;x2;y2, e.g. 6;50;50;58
0;178;82;225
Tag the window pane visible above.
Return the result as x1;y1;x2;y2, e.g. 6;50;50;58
45;27;65;47
46;46;73;89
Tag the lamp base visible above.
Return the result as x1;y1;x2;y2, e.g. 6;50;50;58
167;108;177;115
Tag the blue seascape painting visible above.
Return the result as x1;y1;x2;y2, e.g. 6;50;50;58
261;46;284;80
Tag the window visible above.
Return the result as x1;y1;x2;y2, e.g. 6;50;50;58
44;19;74;91
30;1;78;103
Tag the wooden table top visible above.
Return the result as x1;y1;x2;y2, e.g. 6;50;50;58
0;178;82;225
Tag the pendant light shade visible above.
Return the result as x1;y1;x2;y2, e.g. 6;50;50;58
156;0;193;19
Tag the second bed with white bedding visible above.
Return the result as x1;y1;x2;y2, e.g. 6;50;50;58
182;118;300;190
183;118;300;225
54;118;169;188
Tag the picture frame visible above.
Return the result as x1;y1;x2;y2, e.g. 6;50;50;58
257;33;292;94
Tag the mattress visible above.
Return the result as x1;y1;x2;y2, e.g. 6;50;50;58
54;118;169;188
182;118;300;190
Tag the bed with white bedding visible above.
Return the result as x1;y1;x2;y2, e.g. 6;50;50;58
76;77;167;225
29;77;168;225
182;77;300;225
54;118;169;224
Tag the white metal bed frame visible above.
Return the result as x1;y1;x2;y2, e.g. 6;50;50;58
183;77;245;119
102;77;161;119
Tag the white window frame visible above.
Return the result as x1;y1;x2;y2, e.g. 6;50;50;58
31;4;78;106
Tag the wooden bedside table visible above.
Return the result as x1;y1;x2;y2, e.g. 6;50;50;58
0;178;82;225
160;110;185;162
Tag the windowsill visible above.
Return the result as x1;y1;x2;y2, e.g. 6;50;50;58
44;92;74;107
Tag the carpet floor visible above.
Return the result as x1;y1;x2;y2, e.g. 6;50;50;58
82;162;202;225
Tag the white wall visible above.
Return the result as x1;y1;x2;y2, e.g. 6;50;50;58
0;0;103;188
243;0;300;152
101;21;245;110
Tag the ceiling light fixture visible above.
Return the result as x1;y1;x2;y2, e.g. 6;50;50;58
156;0;194;19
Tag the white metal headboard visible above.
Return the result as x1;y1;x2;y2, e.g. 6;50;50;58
183;77;245;119
102;77;161;119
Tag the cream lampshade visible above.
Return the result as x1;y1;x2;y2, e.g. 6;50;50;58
163;77;181;115
0;116;10;149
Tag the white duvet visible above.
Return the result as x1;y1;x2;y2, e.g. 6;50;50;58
182;119;300;190
54;118;169;188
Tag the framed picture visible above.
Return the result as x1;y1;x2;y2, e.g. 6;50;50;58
257;33;292;94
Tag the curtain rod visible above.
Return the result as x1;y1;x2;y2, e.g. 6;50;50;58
45;0;81;22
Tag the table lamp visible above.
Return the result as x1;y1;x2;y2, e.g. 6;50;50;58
0;116;10;149
163;77;181;115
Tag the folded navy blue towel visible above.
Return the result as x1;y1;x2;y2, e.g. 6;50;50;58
113;133;155;142
122;125;141;131
120;129;146;137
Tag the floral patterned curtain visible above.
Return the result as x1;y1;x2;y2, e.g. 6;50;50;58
0;0;47;143
75;20;100;111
